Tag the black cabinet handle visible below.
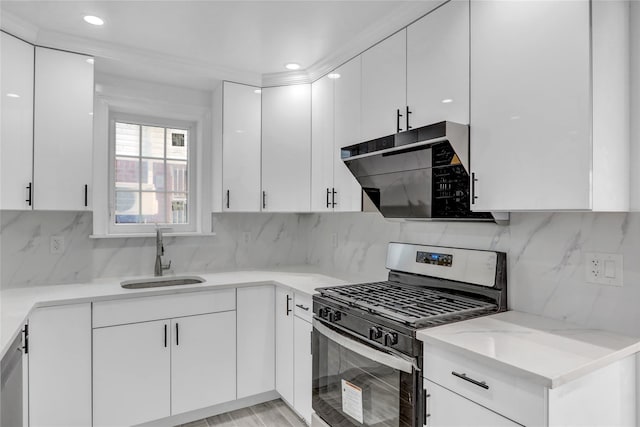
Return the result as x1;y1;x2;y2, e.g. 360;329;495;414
471;173;478;205
406;106;412;130
424;389;430;423
175;323;179;346
332;188;337;207
396;108;403;133
226;189;230;209
452;371;489;389
286;295;292;316
262;191;266;209
296;304;310;311
84;184;88;207
26;182;32;206
326;188;331;208
164;324;167;348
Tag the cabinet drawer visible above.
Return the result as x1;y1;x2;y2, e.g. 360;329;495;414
93;289;236;328
424;345;545;426
293;292;312;322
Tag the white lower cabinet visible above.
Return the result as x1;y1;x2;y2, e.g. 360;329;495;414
28;303;92;427
237;285;276;398
276;287;295;405
171;312;236;414
93;320;171;427
424;344;637;426
293;316;313;424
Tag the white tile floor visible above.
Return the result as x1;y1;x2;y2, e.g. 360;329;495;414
177;399;307;427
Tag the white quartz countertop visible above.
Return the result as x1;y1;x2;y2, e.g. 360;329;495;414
0;267;379;361
417;311;640;388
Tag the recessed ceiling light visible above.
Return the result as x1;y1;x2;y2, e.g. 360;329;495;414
86;58;95;65
83;15;104;26
285;63;301;71
327;73;341;79
254;89;262;94
441;98;453;104
6;93;20;98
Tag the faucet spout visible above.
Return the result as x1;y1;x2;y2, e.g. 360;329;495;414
154;228;171;276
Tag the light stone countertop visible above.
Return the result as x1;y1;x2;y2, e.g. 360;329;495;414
0;266;381;361
417;310;640;388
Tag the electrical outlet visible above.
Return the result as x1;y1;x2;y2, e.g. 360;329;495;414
331;233;338;248
585;252;623;286
242;231;251;245
50;236;65;254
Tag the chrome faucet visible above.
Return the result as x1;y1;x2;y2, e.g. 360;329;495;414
154;228;171;276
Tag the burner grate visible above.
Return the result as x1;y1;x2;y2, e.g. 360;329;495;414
319;281;498;327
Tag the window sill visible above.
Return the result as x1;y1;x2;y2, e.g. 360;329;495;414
89;232;216;239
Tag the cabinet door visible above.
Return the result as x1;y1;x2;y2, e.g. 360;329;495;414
425;380;519;426
33;47;94;211
333;57;363;212
311;75;335;212
222;81;262;211
28;304;92;427
261;84;311;212
470;0;591;211
275;287;295;405
407;0;469;127
361;29;407;140
93;320;171;427
237;286;275;398
171;311;236;414
1;32;34;210
293;317;313;424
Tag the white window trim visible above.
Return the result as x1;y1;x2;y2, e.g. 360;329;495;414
108;112;198;235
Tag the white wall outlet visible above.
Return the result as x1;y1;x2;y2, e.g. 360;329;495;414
242;231;251;245
50;236;65;254
331;233;338;248
585;252;623;286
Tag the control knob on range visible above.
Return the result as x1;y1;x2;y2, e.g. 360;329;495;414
369;327;383;341
384;332;398;347
329;310;342;322
318;307;330;319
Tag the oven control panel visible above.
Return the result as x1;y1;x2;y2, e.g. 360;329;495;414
416;251;453;267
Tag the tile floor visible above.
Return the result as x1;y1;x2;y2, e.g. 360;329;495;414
177;399;307;427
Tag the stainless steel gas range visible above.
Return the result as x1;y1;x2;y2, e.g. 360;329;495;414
311;242;507;427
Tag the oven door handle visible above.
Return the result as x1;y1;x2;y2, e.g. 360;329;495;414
313;319;414;374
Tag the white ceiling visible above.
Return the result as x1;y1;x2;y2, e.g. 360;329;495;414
0;1;440;90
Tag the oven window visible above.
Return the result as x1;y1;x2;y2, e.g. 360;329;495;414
313;327;415;427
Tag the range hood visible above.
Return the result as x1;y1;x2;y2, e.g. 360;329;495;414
342;121;507;224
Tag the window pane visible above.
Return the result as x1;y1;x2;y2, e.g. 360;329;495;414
140;192;166;224
115;191;141;223
166;128;188;160
141;126;165;158
141;158;165;191
115;123;139;156
115;157;140;190
167;160;188;192
168;193;188;224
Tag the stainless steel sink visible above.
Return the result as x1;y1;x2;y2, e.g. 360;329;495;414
121;276;205;289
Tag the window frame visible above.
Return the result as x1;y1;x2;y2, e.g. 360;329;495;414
108;112;197;235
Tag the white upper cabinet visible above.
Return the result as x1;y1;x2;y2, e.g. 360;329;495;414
222;81;262;211
333;58;363;212
34;46;94;211
311;75;336;212
261;84;311;212
361;30;407;140
407;0;470;127
470;0;629;211
1;32;34;210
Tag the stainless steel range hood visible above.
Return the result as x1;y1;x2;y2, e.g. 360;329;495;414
342;122;507;224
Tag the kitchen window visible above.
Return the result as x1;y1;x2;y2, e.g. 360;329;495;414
109;114;197;234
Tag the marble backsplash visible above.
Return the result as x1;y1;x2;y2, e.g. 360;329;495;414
0;211;309;288
1;209;639;337
306;211;640;338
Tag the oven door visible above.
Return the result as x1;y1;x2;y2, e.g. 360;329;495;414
312;320;421;427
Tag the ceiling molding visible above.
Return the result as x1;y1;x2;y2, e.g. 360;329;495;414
0;11;39;42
